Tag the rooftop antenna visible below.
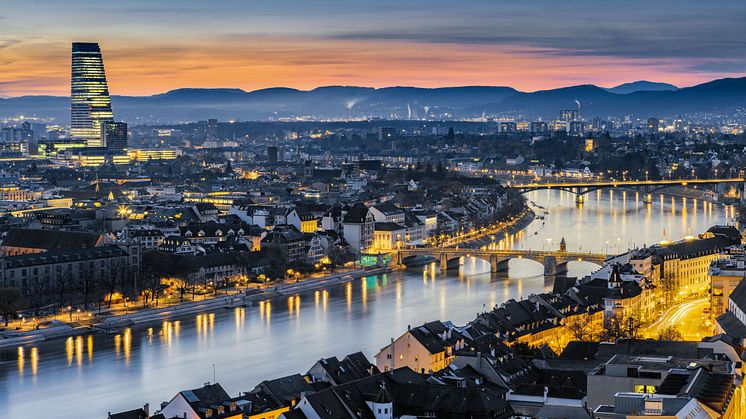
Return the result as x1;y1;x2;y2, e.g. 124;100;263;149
212;363;216;384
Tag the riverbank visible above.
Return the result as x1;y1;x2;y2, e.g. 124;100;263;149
456;205;536;250
0;266;392;349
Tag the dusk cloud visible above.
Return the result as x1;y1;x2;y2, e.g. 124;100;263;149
0;0;744;96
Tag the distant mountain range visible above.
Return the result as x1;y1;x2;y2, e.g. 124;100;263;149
605;81;678;94
1;78;744;124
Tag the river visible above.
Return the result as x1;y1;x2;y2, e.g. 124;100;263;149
0;189;734;418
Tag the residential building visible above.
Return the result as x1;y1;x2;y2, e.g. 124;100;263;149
159;383;245;419
369;203;405;224
342;203;374;253
588;354;738;415
261;225;309;264
374;321;466;374
287;207;318;233
0;228;108;256
372;222;407;251
0;244;141;303
710;251;746;323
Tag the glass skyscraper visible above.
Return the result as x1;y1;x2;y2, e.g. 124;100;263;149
70;42;113;147
100;121;128;151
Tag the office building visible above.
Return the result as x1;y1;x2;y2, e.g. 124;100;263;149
559;109;579;122
207;118;218;139
101;121;128;151
530;121;549;134
70;42;114;147
497;121;516;133
267;145;278;163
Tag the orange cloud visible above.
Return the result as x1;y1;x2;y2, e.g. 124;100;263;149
0;36;737;97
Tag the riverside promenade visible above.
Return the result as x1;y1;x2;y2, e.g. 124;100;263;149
0;266;392;349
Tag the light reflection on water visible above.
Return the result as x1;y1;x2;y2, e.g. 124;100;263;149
0;190;731;419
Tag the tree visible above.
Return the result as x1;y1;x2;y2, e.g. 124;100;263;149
565;312;600;342
53;267;72;309
101;258;125;308
0;288;24;326
27;275;49;310
75;262;97;309
602;314;643;341
657;325;683;341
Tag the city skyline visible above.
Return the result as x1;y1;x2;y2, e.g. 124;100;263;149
1;0;745;96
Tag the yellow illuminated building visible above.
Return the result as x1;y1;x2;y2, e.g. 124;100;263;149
128;148;178;161
585;138;594;152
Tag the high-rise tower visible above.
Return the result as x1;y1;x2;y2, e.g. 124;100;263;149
70;42;113;147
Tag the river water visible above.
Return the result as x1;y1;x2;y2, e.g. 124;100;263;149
0;190;734;418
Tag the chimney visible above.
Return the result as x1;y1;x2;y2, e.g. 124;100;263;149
143;403;150;417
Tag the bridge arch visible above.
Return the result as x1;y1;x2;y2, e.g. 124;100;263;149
393;249;607;276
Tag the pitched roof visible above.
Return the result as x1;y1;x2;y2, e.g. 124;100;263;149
729;279;746;314
3;228;105;251
342;202;370;224
309;352;377;385
4;245;129;269
108;408;148;419
716;312;746;339
254;374;315;406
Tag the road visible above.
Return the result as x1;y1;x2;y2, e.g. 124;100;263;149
642;298;710;340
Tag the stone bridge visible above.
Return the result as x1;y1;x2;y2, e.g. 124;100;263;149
511;178;745;204
391;248;607;276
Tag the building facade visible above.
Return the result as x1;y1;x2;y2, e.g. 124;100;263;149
70;42;114;147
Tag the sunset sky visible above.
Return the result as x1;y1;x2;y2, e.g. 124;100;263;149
1;0;744;97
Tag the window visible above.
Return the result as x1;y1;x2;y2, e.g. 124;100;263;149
634;385;657;394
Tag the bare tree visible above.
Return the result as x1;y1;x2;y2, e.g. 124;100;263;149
27;275;48;310
565;312;600;342
75;262;97;309
53;266;71;309
0;288;24;326
602;314;643;341
101;258;125;308
657;325;683;341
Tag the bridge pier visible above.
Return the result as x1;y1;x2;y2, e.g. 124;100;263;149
489;254;510;273
643;193;652;204
575;194;584;205
440;253;448;271
543;256;556;276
